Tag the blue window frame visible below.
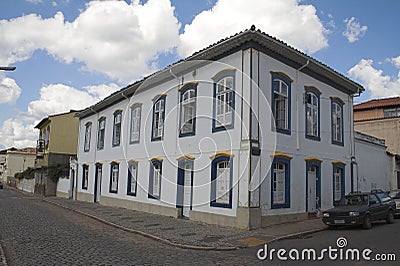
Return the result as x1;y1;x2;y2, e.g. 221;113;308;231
210;155;233;208
331;97;344;146
176;157;194;210
212;70;235;132
179;83;197;137
112;110;122;147
84;122;92;152
130;104;142;144
333;162;345;204
109;162;119;194
148;159;162;199
271;155;291;209
271;72;292;135
305;87;321;141
97;117;106;150
127;161;138;196
82;164;89;190
151;95;166;141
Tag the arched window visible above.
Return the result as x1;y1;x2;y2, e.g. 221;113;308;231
97;117;106;150
210;153;233;208
331;97;344;145
212;70;235;132
152;95;166;141
84;122;92;152
148;158;163;199
179;83;197;136
271;72;292;134
271;152;292;209
127;160;138;196
109;161;119;193
112;110;122;147
305;87;321;140
130;104;142;144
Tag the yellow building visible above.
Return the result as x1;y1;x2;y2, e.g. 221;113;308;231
34;110;79;196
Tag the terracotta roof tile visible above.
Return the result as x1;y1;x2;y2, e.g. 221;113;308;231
354;97;400;110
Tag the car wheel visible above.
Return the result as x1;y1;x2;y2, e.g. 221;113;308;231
386;210;394;224
362;215;372;229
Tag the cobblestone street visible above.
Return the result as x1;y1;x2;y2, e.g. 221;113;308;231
0;189;263;265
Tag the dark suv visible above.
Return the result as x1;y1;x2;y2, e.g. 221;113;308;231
322;190;396;229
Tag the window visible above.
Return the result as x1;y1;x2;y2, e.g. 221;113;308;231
152;96;166;141
210;155;233;208
384;107;400;118
331;98;344;145
112;111;122;147
130;104;142;144
271;154;291;209
127;161;138;196
333;163;345;203
148;159;162;199
212;70;235;132
271;72;292;134
179;84;197;136
82;164;89;190
109;162;119;193
305;87;320;140
97;117;106;150
84;122;92;152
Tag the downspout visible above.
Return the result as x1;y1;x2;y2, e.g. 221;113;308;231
121;91;130;161
296;60;310;150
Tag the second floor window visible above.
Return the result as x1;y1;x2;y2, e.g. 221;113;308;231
213;74;234;131
112;111;122;147
180;85;197;136
331;99;344;145
130;105;141;144
97;118;106;150
273;76;291;133
152;96;166;141
84;122;92;152
305;88;320;140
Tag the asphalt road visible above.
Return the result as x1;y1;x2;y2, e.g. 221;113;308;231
1;188;399;266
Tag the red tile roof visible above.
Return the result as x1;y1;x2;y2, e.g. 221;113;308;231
354;97;400;110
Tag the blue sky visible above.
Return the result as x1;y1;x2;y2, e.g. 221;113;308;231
0;0;399;148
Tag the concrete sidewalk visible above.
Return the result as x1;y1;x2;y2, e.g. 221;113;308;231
41;196;327;250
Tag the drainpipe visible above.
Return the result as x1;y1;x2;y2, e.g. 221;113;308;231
296;60;310;150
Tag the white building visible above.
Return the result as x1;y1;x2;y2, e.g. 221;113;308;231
75;27;364;229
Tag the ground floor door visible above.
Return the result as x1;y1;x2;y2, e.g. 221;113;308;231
94;164;102;203
177;160;193;218
307;163;321;214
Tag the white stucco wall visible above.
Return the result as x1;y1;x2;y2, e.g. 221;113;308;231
355;139;393;191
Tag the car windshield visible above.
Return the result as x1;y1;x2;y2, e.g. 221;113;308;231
337;195;368;206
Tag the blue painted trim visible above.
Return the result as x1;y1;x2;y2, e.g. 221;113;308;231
179;85;197;138
212;70;235;133
109;162;119;194
332;163;346;204
305;160;322;212
271;156;291;209
148;159;162;199
129;104;142;145
83;122;92;152
331;99;344;146
305;87;321;141
127;161;138;197
82;164;88;190
271;73;291;135
97;117;106;150
210;155;233;208
151;95;167;142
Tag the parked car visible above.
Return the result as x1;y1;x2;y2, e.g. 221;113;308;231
388;189;400;217
322;190;396;229
0;181;3;189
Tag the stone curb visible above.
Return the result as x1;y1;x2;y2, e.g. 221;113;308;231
43;199;239;251
267;227;327;244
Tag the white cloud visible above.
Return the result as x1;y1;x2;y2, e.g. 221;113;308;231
178;0;328;57
0;82;119;148
348;59;400;98
0;74;22;104
0;119;37;148
388;56;400;68
26;0;44;3
0;0;180;83
343;17;367;43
